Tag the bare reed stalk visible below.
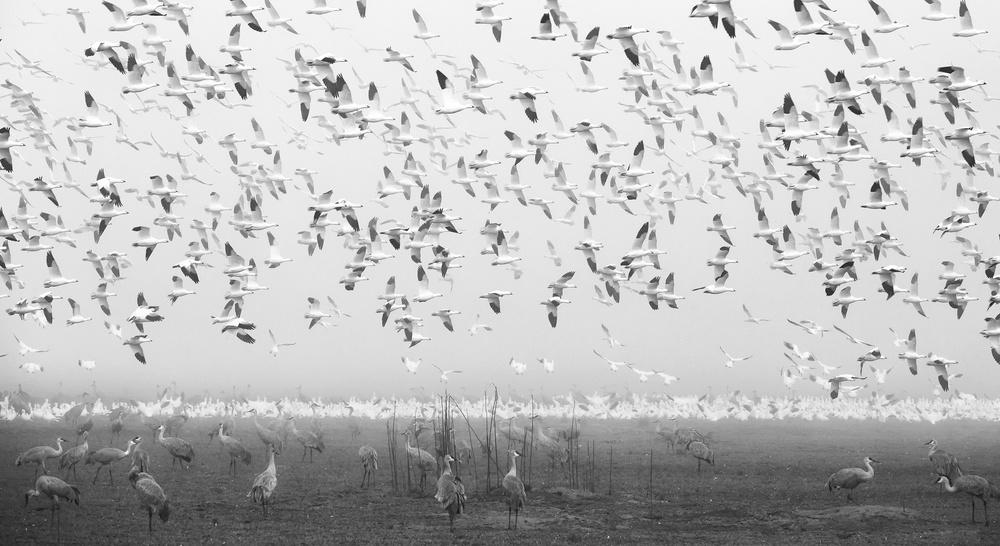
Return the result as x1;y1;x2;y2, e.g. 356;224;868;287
608;445;613;496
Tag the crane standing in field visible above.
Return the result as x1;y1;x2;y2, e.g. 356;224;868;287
687;440;716;475
926;439;962;492
248;444;278;518
936;474;1000;527
154;425;195;469
24;475;81;541
359;445;378;488
128;467;170;533
16;437;68;479
87;437;140;485
402;429;437;491
503;450;527;530
826;456;880;504
217;422;252;475
59;431;89;480
435;454;466;532
249;408;283;455
288;418;325;462
110;409;125;441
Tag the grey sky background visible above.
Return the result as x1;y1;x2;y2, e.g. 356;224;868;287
2;1;999;402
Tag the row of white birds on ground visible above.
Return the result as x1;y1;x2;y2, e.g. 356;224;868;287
3;388;999;424
2;0;1000;401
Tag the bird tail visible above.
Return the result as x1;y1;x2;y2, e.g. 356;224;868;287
825;475;833;491
242;452;252;465
15;455;23;467
70;486;82;505
373;452;379;470
988;481;1000;501
160;499;171;522
248;485;263;503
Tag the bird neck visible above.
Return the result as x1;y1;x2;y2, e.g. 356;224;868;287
507;457;518;477
266;450;276;473
927;445;938;458
940;479;959;494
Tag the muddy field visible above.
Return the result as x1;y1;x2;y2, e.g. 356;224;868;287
4;416;1000;544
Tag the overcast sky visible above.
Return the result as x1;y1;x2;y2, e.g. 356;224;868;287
2;0;999;402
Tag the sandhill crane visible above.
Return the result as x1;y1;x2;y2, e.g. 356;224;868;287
248;444;278;518
435;454;466;532
87;437;140;485
503;450;527;530
926;439;962;491
687;440;715;475
17;437;69;479
936;474;1000;527
455;439;472;465
359;445;378;488
217;423;252;475
76;405;94;440
208;403;237;445
110;409;125;441
826;456;879;504
59;431;89;480
653;420;676;452
401;429;437;491
248;408;283;455
154;425;195;469
164;407;189;437
132;444;151;474
532;422;569;474
24;475;81;541
288;418;324;462
128;467;170;533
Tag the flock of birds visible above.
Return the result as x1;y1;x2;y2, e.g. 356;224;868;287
3;0;1000;422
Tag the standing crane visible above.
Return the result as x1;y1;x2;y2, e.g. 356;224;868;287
435;454;466;532
288;418;324;462
110;408;125;441
826;456;879;504
128;467;170;533
154;425;195;469
503;449;527;530
248;408;283;455
59;431;89;480
208;403;237;445
687;440;716;475
248;444;278;518
16;437;68;479
401;429;437;491
24;475;81;541
75;404;94;441
359;445;378;488
936;474;1000;527
925;439;962;491
87;437;140;485
217;422;252;475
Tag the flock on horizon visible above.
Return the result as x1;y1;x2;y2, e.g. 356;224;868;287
2;0;1000;406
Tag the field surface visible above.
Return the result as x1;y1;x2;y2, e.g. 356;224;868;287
4;416;1000;545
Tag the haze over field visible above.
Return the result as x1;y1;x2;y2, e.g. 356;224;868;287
2;0;1000;403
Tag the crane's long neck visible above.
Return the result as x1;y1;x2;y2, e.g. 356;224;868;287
266;449;276;473
863;460;875;477
157;427;165;442
507;457;518;478
53;440;65;456
927;445;938;458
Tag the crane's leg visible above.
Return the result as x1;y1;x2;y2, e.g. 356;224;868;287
697;460;701;476
109;467;114;485
93;466;101;485
33;466;39;480
984;499;989;527
971;498;976;523
302;446;306;462
508;503;512;529
148;507;154;533
515;506;520;530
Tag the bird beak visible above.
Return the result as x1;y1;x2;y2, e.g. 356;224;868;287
24;493;30;507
